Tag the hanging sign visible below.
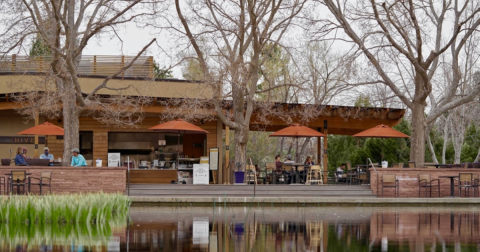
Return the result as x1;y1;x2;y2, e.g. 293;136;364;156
209;147;219;170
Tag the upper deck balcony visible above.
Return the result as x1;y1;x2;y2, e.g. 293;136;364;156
0;54;154;79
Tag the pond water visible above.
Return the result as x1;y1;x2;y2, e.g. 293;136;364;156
5;206;480;251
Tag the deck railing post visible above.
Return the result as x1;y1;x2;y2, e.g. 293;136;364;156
11;54;16;72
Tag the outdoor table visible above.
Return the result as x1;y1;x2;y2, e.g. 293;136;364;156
439;175;459;197
4;172;32;194
284;163;309;184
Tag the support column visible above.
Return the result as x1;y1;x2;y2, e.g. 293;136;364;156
34;113;39;158
317;127;322;184
217;119;223;184
322;120;328;185
225;126;230;184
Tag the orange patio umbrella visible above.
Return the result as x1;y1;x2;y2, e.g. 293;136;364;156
17;122;64;136
149;119;209;168
270;124;326;162
353;124;409;162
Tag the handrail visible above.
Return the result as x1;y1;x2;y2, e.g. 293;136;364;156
0;54;154;79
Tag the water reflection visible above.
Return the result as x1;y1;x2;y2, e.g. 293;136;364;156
124;206;480;252
3;206;480;251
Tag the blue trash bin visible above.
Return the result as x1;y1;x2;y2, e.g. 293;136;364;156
234;171;245;183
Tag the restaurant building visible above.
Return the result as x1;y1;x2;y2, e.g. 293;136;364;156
0;55;406;184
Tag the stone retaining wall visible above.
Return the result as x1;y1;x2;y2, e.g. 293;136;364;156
370;168;479;198
0;166;126;194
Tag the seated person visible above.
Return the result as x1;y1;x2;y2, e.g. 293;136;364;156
71;148;87;167
284;155;295;164
335;163;347;183
22;147;29;159
14;146;29;166
40;147;54;166
275;155;283;173
304;156;314;165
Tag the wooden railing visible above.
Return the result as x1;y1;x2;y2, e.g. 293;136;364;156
0;55;154;79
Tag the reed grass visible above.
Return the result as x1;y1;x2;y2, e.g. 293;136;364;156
0;193;130;225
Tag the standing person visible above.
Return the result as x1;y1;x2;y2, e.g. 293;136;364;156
14;146;29;166
71;148;87;167
40;147;54;166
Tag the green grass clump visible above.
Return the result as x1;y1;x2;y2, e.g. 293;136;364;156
0;193;130;225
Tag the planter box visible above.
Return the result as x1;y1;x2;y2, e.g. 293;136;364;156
1;159;10;166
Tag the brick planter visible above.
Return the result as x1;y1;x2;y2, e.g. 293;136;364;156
0;166;126;194
370;168;480;198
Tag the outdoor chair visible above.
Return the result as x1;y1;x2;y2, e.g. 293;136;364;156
356;173;368;185
29;171;52;195
85;160;93;166
346;162;352;172
392;163;400;168
265;162;276;184
0;176;6;195
10;170;28;195
305;165;323;185
246;165;257;185
281;164;293;184
457;173;474;197
408;161;416;168
418;174;440;197
381;174;399;197
398;162;404;168
472;174;479;197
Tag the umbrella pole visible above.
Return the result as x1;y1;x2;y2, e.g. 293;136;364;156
296;138;299;163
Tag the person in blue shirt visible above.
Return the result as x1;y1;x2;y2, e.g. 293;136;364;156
14;146;29;166
71;148;87;167
40;147;54;166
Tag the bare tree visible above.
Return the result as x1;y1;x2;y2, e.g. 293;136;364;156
318;0;480;166
169;0;307;168
0;0;162;164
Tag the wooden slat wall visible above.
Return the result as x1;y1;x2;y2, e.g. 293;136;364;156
93;131;108;162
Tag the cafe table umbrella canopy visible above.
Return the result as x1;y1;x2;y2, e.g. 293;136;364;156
270;124;326;162
149;119;209;167
17;122;64;136
353;124;410;163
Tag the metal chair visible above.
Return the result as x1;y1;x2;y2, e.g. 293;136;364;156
418;174;440;197
10;170;28;195
29;171;52;195
408;161;416;168
305;165;323;185
381;174;399;198
357;173;368;185
458;173;474;197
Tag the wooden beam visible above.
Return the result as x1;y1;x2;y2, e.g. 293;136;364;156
323;120;328;185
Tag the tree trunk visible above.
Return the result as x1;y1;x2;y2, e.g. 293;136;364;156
409;101;427;167
426;134;439;164
61;84;79;166
233;127;248;172
441;119;448;164
475;147;480;163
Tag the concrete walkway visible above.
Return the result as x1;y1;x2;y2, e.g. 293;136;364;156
130;196;480;206
128;184;480;206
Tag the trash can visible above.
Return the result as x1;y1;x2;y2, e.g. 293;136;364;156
381;161;388;168
234;171;245;183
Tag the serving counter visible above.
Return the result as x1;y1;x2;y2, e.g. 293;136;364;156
129;169;178;184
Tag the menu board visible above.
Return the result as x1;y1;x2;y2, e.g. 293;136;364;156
107;153;121;167
209;147;219;170
193;164;209;184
